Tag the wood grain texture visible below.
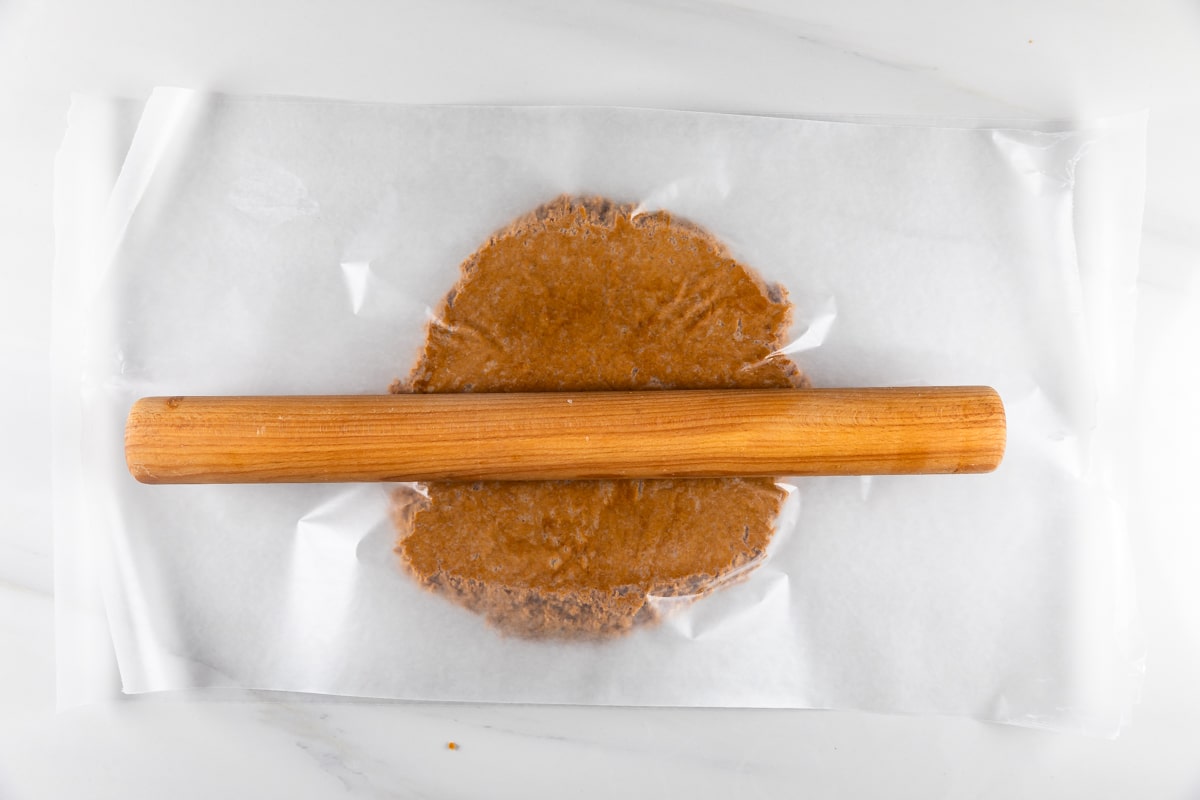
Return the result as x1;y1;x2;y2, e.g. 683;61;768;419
124;388;1006;484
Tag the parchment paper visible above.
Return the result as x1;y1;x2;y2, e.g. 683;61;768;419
53;89;1146;735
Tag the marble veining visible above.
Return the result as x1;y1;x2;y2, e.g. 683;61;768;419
1;0;1199;796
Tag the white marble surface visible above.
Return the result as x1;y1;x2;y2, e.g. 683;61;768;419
1;0;1198;796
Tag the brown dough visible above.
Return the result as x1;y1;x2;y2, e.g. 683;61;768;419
391;195;806;637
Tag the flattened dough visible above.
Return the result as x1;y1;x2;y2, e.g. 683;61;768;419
391;195;805;637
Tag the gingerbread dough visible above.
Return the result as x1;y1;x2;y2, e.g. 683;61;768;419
391;195;806;637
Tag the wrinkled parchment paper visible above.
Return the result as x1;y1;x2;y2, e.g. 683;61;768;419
53;90;1146;735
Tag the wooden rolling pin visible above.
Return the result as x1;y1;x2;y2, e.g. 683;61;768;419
125;387;1005;484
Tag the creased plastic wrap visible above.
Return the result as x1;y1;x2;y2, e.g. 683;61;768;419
53;89;1146;736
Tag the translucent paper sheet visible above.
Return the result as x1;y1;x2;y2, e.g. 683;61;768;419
53;89;1146;735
